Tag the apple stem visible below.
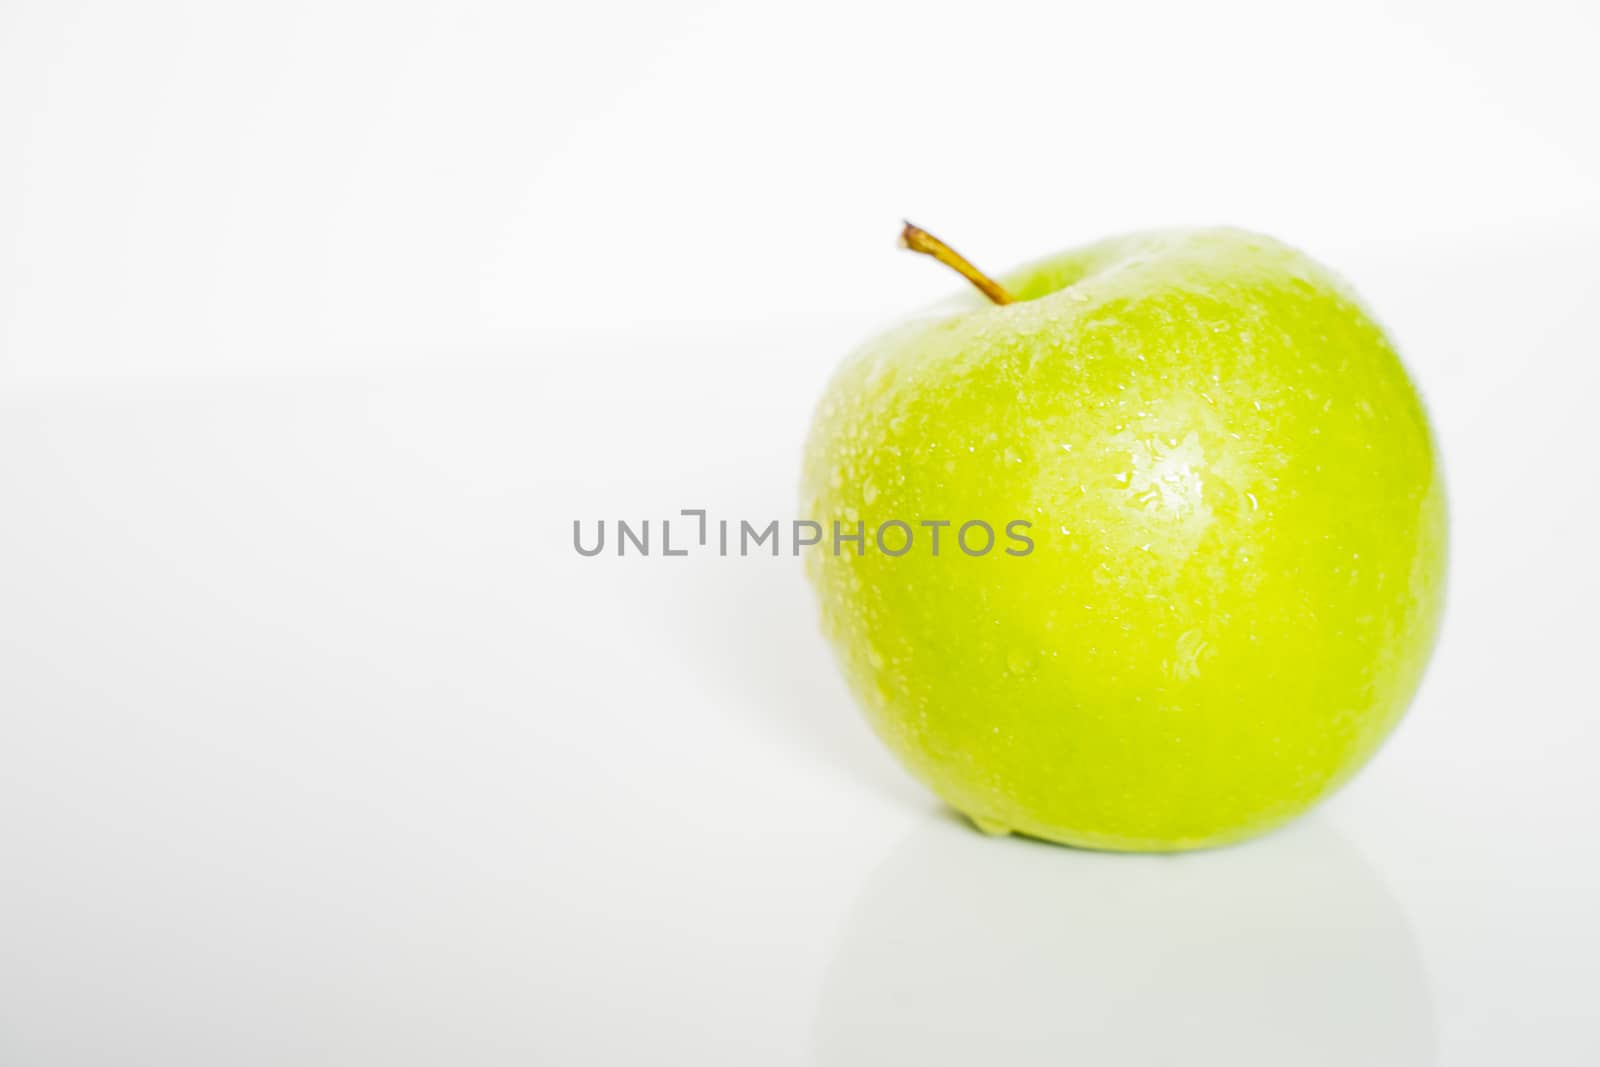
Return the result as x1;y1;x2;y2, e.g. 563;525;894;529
900;222;1016;305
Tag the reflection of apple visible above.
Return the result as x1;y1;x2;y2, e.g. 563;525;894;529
814;817;1434;1066
802;225;1446;851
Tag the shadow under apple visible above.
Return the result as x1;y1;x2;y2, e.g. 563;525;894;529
813;814;1435;1067
666;552;923;807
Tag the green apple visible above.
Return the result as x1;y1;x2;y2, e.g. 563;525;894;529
801;225;1446;851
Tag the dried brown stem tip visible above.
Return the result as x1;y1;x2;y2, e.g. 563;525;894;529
899;221;1015;306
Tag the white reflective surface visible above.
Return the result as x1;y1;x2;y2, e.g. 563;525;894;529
2;231;1598;1063
817;817;1434;1067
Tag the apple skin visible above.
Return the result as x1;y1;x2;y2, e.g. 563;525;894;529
802;228;1446;851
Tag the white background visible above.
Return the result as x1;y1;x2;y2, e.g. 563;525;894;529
2;1;1598;1064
